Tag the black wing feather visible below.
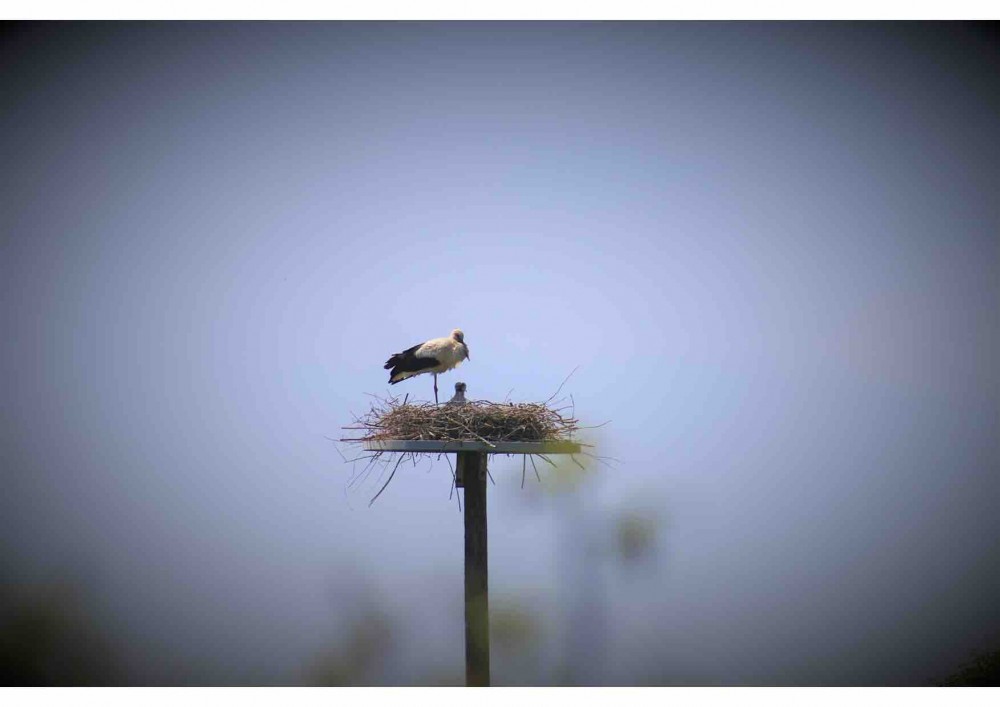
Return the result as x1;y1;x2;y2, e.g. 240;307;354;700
388;355;440;384
384;343;424;369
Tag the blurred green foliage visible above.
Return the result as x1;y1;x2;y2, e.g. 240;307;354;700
615;510;660;564
0;578;124;686
305;608;394;686
491;600;540;653
937;647;1000;686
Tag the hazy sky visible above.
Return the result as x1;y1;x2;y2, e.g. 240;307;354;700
2;21;998;685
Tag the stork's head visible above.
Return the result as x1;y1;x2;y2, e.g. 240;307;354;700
455;382;467;394
452;328;469;360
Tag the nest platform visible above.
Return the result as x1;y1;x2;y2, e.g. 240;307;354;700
342;397;583;455
362;439;581;454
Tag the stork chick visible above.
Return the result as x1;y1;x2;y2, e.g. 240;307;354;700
447;382;468;406
384;329;470;405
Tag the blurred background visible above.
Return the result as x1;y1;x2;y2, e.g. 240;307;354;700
1;21;998;686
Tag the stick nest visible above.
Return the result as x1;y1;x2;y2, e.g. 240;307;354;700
342;395;580;445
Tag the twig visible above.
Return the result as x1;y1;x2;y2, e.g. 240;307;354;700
577;420;612;430
581;450;619;469
545;365;580;405
446;455;456;501
369;453;405;506
536;453;557;469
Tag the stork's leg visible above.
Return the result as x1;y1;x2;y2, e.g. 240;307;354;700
434;373;439;405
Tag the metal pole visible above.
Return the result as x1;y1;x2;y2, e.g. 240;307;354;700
458;451;490;687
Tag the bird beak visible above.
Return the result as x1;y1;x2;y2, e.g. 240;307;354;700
466;348;470;361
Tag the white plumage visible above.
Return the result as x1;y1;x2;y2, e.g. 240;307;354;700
384;329;470;404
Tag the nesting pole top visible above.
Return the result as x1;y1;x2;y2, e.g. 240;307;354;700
362;439;582;454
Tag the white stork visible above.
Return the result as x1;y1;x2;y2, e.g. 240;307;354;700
384;329;470;404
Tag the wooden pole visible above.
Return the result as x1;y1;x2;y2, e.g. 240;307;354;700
458;451;490;687
360;440;579;685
